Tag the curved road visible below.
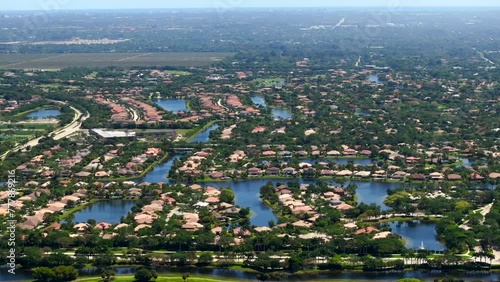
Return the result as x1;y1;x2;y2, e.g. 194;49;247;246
0;103;89;160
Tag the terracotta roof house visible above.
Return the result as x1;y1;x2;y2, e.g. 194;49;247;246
447;174;462;181
248;168;263;176
96;222;112;230
134;224;151;232
355;226;379;235
360;150;372;156
266;167;280;176
391;171;408;180
489;173;500;179
335;203;353;211
429;172;445;180
343;149;357;156
233;227;252;237
292;220;313;228
182;222;203;231
470;173;485;181
410;174;425;181
74;223;90;232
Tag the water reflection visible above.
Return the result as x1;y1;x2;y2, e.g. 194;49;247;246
27;109;61;119
153;99;189;114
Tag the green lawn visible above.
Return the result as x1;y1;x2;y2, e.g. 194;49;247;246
76;274;252;282
166;70;192;75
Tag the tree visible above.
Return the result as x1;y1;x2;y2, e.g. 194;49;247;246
182;272;190;282
33;266;78;282
220;188;235;203
198;252;213;265
33;267;56;282
100;268;116;282
397;279;422;282
134;268;154;282
288;255;304;273
256;273;270;281
53;266;78;282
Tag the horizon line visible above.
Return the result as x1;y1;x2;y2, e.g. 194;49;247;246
1;6;500;12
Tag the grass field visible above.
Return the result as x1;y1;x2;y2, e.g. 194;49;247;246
0;52;234;70
76;275;251;282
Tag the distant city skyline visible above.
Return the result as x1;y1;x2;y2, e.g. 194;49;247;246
1;0;500;11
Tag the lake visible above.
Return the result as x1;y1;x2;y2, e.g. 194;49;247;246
272;108;292;120
140;152;400;225
153;99;188;113
250;96;267;108
354;181;399;211
386;220;445;251
27;109;60;119
189;123;219;143
72;200;137;224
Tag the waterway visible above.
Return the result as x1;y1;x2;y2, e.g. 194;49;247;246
153;99;189;114
2;266;499;281
27;109;60;119
72;200;137;224
189;123;219;143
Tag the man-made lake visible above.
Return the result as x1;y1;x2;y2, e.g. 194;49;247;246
251;96;267;108
72;200;136;223
140;153;399;225
153;99;188;114
354;181;399;211
189;123;219;143
272;108;292;120
140;154;183;184
386;220;445;251
368;74;382;84
27;109;61;119
3;266;499;281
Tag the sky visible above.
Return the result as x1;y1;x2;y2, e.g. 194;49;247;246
1;0;500;11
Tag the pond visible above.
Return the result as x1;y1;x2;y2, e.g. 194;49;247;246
72;200;137;224
153;99;189;114
354;181;399;211
189;123;219;143
272;108;292;120
3;266;499;281
456;157;475;168
202;179;279;227
250;96;267;108
386;220;445;251
27;109;60;119
368;74;381;84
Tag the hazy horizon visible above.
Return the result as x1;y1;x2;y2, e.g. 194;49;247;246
1;0;500;11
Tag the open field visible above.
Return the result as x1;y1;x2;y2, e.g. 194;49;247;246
0;52;234;70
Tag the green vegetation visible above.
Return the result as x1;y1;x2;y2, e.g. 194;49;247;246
0;53;234;70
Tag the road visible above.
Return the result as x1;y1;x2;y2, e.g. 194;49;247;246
53;105;89;140
474;47;497;66
332;17;345;29
355;55;361;67
0;103;89;160
459;202;494;230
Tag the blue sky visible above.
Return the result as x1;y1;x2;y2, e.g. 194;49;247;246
1;0;500;11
